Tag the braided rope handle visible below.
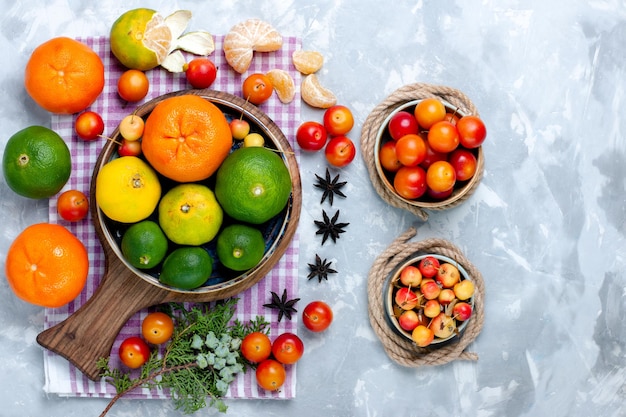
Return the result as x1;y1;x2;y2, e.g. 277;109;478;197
360;83;482;221
367;227;485;367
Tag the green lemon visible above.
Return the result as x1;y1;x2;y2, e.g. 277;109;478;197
216;223;266;271
158;183;223;246
159;247;212;290
121;220;168;270
2;126;71;199
214;146;292;224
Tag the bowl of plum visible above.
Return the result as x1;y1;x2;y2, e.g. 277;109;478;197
374;98;486;211
383;253;476;347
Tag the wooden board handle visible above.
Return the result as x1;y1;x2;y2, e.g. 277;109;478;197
36;264;169;381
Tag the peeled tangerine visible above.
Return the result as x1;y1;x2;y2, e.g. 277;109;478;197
223;18;283;74
301;74;337;109
110;8;214;72
266;69;295;104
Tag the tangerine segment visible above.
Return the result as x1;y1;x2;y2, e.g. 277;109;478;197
5;223;89;308
292;50;324;74
301;74;337;109
142;11;171;63
266;69;295;104
24;37;104;114
223;18;283;74
141;95;233;182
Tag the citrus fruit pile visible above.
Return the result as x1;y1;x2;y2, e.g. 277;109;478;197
2;13;295;306
94;94;293;290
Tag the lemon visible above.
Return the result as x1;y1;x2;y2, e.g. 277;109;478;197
2;126;71;199
216;223;266;271
121;220;168;270
159;247;212;290
214;147;292;224
158;183;223;246
110;8;171;71
95;156;161;223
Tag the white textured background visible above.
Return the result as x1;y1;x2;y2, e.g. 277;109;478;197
1;1;626;416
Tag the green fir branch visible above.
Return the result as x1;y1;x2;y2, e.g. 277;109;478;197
97;298;269;416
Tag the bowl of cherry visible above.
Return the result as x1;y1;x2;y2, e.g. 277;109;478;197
374;98;486;211
383;252;476;347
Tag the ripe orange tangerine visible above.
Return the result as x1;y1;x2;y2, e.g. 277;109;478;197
5;223;89;308
24;37;104;114
141;95;233;182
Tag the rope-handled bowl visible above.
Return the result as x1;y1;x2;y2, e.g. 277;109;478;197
367;227;485;368
360;83;484;221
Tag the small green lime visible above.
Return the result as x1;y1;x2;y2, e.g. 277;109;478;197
215;146;292;224
159;247;212;290
121;220;168;269
2;125;71;199
216;223;266;271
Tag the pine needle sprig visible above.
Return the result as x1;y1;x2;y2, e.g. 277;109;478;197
97;298;269;416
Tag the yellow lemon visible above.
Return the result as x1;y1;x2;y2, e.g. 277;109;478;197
95;156;161;223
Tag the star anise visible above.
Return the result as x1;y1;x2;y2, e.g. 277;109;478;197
314;168;347;205
307;254;338;283
263;288;300;322
314;209;349;245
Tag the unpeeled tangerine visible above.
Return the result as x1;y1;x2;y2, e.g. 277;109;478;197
266;69;295;104
301;74;337;109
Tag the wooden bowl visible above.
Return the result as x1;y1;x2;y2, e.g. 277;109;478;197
37;89;302;380
383;253;475;347
374;99;484;211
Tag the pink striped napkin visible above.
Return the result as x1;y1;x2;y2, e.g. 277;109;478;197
44;35;301;400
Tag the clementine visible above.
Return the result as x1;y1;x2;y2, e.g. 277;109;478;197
5;223;89;308
141;95;233;182
24;37;105;114
223;18;283;74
